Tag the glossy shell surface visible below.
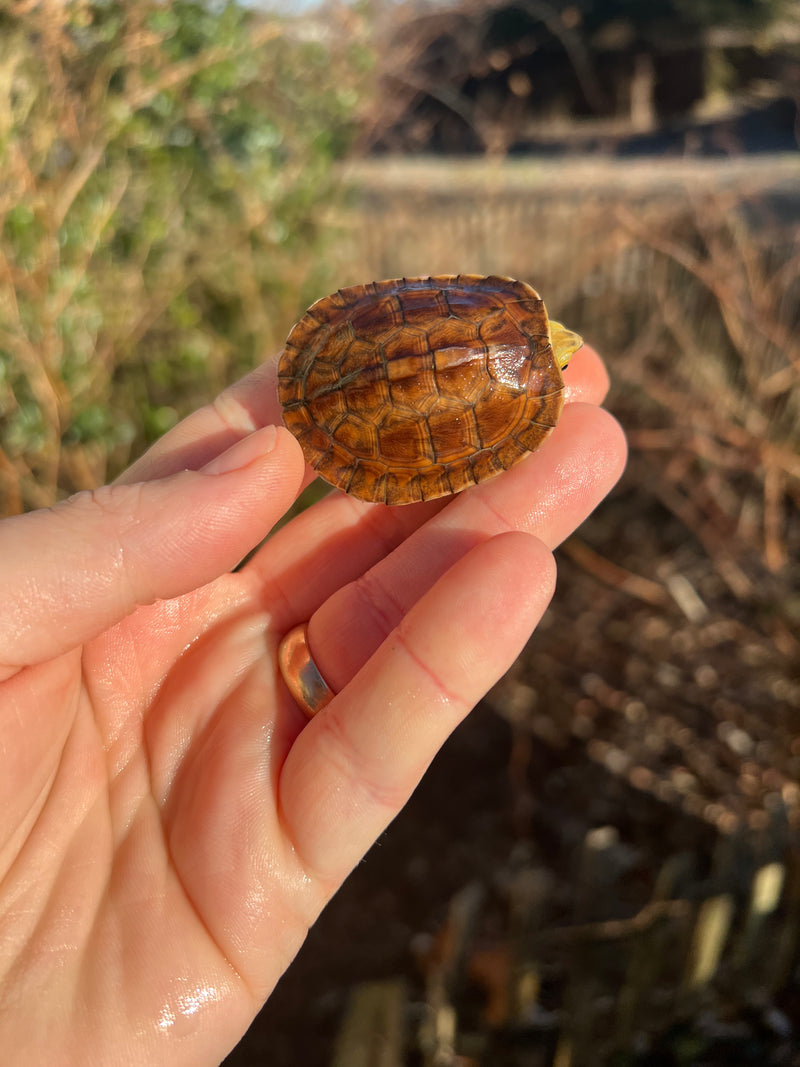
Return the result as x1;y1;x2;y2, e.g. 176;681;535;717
278;274;566;505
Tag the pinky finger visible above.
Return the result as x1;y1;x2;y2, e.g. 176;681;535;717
279;530;556;888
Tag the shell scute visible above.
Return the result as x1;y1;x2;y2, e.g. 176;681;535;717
425;404;477;462
434;350;487;402
389;371;439;414
378;413;433;466
473;387;528;448
338;340;380;382
308;388;348;428
332;413;377;459
383;326;432;366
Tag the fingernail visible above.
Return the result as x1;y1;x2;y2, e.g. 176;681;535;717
202;425;278;476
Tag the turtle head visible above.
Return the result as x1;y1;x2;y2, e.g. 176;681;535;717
549;319;583;370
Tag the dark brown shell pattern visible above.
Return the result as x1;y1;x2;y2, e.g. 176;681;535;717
277;274;566;505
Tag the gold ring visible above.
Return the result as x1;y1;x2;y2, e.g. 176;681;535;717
277;623;335;719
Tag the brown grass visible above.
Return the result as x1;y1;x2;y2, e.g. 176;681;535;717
333;156;800;588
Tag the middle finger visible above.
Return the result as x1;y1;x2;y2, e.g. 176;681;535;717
308;401;626;691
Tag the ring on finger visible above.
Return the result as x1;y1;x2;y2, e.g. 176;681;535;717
278;623;335;720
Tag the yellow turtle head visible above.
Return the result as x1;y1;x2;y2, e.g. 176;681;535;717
549;319;583;370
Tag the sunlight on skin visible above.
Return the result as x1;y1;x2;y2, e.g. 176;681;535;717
0;344;626;1066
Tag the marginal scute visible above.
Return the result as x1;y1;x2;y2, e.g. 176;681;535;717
346;462;385;501
515;422;553;453
350;295;403;336
494;436;527;470
277;274;579;504
397;287;450;323
471;448;505;483
385;469;423;505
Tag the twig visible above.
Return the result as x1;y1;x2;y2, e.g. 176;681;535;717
763;461;788;573
560;538;668;606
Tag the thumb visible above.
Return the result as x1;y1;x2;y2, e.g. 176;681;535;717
0;425;304;676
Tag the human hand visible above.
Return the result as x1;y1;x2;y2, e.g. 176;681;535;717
0;345;625;1066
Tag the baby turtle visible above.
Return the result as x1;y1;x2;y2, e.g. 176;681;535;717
277;274;582;505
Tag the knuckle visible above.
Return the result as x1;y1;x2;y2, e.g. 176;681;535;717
351;565;403;643
320;703;410;813
393;623;466;710
59;483;146;600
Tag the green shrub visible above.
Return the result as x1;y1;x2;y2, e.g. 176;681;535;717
0;0;371;512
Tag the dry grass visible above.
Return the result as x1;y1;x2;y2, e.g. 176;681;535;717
333;156;800;592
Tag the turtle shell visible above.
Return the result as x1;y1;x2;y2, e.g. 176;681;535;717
278;274;567;505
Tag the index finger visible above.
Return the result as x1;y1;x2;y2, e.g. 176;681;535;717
116;363;284;484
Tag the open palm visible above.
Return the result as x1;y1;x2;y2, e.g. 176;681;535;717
0;348;624;1066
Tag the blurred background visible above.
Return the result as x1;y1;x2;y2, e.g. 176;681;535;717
1;0;799;1063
